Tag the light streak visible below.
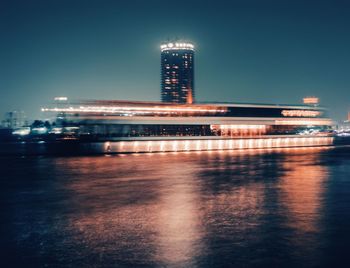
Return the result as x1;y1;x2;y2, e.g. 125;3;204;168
54;96;68;101
281;110;321;117
12;127;30;136
275;119;332;125
103;137;333;154
41;105;226;114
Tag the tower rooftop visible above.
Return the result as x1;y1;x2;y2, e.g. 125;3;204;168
160;42;194;52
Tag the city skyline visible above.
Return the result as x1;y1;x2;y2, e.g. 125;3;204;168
1;0;350;121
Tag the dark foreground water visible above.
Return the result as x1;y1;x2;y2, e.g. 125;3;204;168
1;146;350;267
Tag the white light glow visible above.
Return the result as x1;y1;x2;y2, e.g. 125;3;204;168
32;127;48;134
42;105;226;115
12;127;30;136
161;42;194;51
54;97;68;101
49;127;63;134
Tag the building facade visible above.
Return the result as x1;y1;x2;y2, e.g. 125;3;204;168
160;42;195;104
42;100;334;153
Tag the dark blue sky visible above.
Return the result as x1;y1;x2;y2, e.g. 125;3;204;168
1;0;350;121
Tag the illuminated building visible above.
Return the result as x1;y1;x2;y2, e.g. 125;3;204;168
161;42;195;104
42;100;334;153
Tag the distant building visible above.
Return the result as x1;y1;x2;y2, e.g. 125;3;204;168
334;111;350;132
303;97;319;106
160;42;195;104
2;111;27;129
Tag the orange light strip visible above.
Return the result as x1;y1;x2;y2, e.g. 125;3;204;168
281;110;321;117
103;137;334;153
214;125;266;130
303;97;319;104
275;119;332;125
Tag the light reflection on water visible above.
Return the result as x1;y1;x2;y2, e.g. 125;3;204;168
2;146;350;267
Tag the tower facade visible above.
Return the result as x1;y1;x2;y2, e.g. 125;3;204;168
160;42;195;104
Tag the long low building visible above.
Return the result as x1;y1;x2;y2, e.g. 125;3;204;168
42;100;334;153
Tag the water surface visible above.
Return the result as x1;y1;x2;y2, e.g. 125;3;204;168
1;146;350;267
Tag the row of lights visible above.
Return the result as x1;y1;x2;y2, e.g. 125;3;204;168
161;43;195;51
215;125;266;130
275;119;333;125
281;110;321;117
104;137;334;153
42;105;226;114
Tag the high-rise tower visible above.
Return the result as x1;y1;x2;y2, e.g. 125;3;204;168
160;42;195;104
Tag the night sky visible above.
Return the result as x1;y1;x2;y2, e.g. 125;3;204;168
1;0;350;121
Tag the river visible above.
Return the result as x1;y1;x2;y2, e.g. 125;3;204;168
1;146;350;267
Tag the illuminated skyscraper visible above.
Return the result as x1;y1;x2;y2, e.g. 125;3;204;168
160;42;195;104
